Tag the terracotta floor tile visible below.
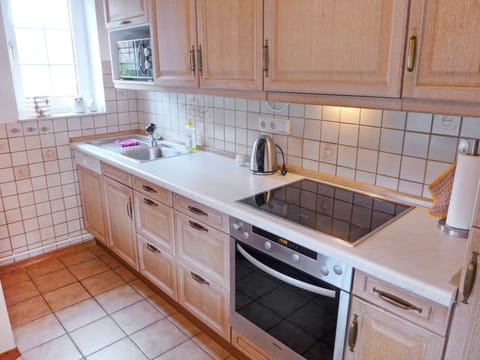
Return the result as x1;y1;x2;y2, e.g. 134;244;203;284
193;333;231;360
87;337;147;360
0;268;30;289
81;270;125;296
130;279;155;298
21;334;82;360
70;317;125;356
113;266;137;282
68;258;109;280
111;300;164;335
168;312;201;337
32;268;77;294
26;258;65;278
146;294;177;316
59;249;96;267
88;245;108;257
3;281;40;306
43;282;90;311
130;319;188;359
8;296;51;328
157;340;212;360
56;298;107;332
95;284;142;314
98;254;121;269
13;314;65;353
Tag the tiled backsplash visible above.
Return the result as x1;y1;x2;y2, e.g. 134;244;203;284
137;91;480;199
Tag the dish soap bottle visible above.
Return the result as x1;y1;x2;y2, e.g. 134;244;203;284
185;119;197;152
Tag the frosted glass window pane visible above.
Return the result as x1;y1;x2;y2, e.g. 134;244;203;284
50;65;77;96
46;30;74;64
20;65;51;97
15;29;48;64
10;0;70;29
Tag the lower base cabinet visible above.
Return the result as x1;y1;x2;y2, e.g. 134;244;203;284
231;328;272;360
345;297;445;360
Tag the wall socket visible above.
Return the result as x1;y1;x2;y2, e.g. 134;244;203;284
258;116;291;135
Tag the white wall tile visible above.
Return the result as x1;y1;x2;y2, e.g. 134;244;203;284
322;106;341;121
398;180;423;196
460;117;480;139
425;160;451;184
400;156;426;183
287;137;303;157
303;140;320;160
357;149;378;172
289;103;305;118
377;152;401;177
339;124;358;146
336;167;355;180
337;146;357;168
305;105;322;120
406;112;433;133
360;109;382;127
340;107;360;124
304;120;321;140
379;129;404;154
403;132;429;158
320;143;337;164
321;121;339;143
376;175;398;190
355;170;376;184
428;135;458;162
382;111;406;129
290;117;305;137
358;126;380;150
432;115;461;136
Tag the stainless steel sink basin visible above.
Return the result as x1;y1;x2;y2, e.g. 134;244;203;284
122;145;183;161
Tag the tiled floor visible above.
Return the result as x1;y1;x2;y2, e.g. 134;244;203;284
0;242;236;360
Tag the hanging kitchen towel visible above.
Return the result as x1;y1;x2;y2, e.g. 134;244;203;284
428;162;456;217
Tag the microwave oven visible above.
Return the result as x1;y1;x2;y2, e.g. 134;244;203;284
117;38;153;81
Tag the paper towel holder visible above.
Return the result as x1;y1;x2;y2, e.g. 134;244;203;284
438;218;469;238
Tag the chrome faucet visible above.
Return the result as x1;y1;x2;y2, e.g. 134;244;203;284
145;123;158;147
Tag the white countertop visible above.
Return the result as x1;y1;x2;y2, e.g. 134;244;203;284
73;141;467;307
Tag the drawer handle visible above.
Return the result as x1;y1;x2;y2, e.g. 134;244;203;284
407;34;417;72
189;220;208;232
348;314;358;352
146;243;161;253
191;272;209;286
143;198;158;207
462;251;479;304
142;185;157;193
373;287;422;314
188;205;208;216
120;20;131;25
127;198;133;219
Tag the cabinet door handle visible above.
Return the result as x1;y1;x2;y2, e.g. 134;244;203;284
146;243;161;253
120;20;131;25
143;198;158;207
462;251;479;304
127;198;133;219
407;35;417;72
189;220;208;232
373;287;422;313
142;185;157;193
191;272;209;286
262;39;269;77
188;205;207;216
197;45;203;76
348;314;358;352
189;45;196;75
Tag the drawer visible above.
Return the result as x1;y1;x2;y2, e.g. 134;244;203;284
353;271;450;336
174;194;229;233
231;328;272;360
101;162;132;187
138;235;177;300
177;261;229;339
134;192;174;254
174;211;229;288
133;176;172;206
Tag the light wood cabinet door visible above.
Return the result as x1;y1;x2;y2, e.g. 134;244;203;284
104;0;148;29
263;0;409;97
103;176;138;270
345;297;444;360
77;166;108;245
403;0;480;102
177;261;229;338
196;0;263;90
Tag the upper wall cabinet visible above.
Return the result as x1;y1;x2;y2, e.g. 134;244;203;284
152;0;263;90
104;0;148;29
263;0;409;97
402;0;480;103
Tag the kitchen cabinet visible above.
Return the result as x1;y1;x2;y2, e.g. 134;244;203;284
151;0;263;90
402;0;480;103
263;0;409;97
231;328;273;360
77;165;108;246
104;0;148;29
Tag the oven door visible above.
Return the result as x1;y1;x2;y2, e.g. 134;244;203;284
230;238;349;360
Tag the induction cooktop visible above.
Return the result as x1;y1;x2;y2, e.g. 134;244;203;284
239;179;414;246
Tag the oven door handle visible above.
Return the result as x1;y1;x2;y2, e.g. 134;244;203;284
237;244;336;298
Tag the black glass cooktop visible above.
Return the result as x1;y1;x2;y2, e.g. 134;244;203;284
239;179;413;246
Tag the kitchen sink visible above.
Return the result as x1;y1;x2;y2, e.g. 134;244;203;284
88;135;189;162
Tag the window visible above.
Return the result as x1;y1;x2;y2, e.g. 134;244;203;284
1;0;104;119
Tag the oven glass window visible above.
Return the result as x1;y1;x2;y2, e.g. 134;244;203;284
235;241;340;359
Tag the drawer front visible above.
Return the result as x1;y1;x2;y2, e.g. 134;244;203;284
133;176;172;206
175;211;229;288
134;192;174;254
177;261;229;339
174;194;229;233
138;235;177;300
353;271;449;336
231;328;272;360
101;162;132;187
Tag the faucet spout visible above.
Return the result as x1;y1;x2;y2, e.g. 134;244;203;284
145;123;158;147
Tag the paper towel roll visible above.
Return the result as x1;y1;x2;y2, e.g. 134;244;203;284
446;152;480;230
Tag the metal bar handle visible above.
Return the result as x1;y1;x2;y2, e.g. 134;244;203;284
189;220;208;232
462;251;479;304
237;244;336;298
373;287;422;313
348;314;358;352
120;20;131;25
407;35;417;72
191;272;209;286
262;39;269;77
142;185;157;193
189;45;196;75
146;243;161;253
197;45;203;76
143;198;158;207
188;205;208;216
127;198;133;219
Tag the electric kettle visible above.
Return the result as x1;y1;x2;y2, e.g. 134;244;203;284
250;135;278;174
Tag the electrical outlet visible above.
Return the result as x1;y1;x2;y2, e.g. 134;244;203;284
258;116;291;135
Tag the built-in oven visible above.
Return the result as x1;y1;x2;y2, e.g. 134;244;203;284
230;217;353;360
